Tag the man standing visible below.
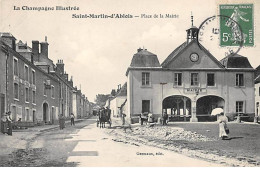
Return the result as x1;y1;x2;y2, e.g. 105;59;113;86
6;111;12;135
70;113;75;126
163;111;168;125
59;114;65;130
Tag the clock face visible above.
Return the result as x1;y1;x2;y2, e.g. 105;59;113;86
190;53;199;62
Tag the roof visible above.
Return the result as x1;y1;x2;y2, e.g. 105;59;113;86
0;32;16;40
130;49;161;67
116;82;127;97
220;54;253;69
161;42;187;67
255;75;260;84
255;65;260;78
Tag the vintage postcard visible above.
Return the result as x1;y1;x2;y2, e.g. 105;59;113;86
0;0;259;167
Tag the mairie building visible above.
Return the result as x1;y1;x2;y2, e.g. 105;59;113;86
125;25;255;123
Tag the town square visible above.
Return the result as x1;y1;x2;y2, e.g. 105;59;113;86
0;0;259;167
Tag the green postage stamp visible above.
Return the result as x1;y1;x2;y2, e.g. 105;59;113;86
219;4;254;46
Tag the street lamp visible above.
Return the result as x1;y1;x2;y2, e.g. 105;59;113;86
160;82;167;116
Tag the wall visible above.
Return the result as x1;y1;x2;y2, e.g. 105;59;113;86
127;68;255;122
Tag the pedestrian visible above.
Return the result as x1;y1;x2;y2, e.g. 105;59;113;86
59;114;65;130
162;111;168;125
6;111;12;136
1;113;8;134
218;112;229;140
148;113;153;123
70;113;75;126
122;112;126;125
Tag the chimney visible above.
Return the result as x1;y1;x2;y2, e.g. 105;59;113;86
56;59;64;74
32;40;39;61
31;54;34;64
117;84;121;91
0;33;16;51
137;48;142;52
40;36;49;58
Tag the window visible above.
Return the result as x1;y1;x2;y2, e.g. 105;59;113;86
25;87;29;102
32;70;36;85
259;87;260;96
51;86;55;98
43;83;47;96
174;73;182;86
13;58;18;76
142;100;150;113
24;65;29;82
32;90;36;104
207;73;215;86
142;72;150;86
236;101;244;113
14;83;19;100
191;73;199;86
236;74;244;86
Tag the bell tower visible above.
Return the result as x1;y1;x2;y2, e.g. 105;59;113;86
186;12;199;43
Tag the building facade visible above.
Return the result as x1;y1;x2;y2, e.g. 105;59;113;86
254;66;260;122
73;88;90;119
1;33;60;126
110;83;127;117
126;26;255;123
0;32;89;131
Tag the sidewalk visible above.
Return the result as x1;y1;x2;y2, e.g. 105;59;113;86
12;118;84;132
0;118;84;158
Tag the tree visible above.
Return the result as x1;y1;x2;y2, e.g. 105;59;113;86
95;94;110;107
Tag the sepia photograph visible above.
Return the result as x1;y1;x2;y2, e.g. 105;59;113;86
0;0;259;167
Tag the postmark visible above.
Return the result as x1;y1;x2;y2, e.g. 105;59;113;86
219;4;254;47
197;15;244;58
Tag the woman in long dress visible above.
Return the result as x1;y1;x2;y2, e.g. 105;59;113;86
218;112;228;140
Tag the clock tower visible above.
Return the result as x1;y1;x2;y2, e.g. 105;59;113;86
186;13;199;43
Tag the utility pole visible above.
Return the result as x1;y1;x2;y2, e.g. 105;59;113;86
160;82;167;116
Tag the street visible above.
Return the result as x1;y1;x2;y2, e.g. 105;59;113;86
1;117;221;167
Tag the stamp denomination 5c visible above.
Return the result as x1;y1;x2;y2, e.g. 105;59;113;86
219;4;254;46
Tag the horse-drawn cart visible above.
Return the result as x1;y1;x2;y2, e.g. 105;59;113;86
97;108;112;128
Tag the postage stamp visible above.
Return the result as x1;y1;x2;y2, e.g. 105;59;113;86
219;4;254;46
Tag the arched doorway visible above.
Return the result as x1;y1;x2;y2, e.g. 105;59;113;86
43;103;49;123
163;95;191;121
196;95;225;121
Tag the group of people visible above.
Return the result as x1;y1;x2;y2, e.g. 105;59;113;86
58;113;76;130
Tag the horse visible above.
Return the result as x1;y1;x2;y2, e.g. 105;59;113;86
97;108;111;128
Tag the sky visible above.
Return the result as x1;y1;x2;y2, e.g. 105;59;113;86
1;0;259;102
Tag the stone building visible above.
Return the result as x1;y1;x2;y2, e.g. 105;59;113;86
126;24;255;123
73;88;90;118
0;32;89;131
110;83;127;117
1;33;60;126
